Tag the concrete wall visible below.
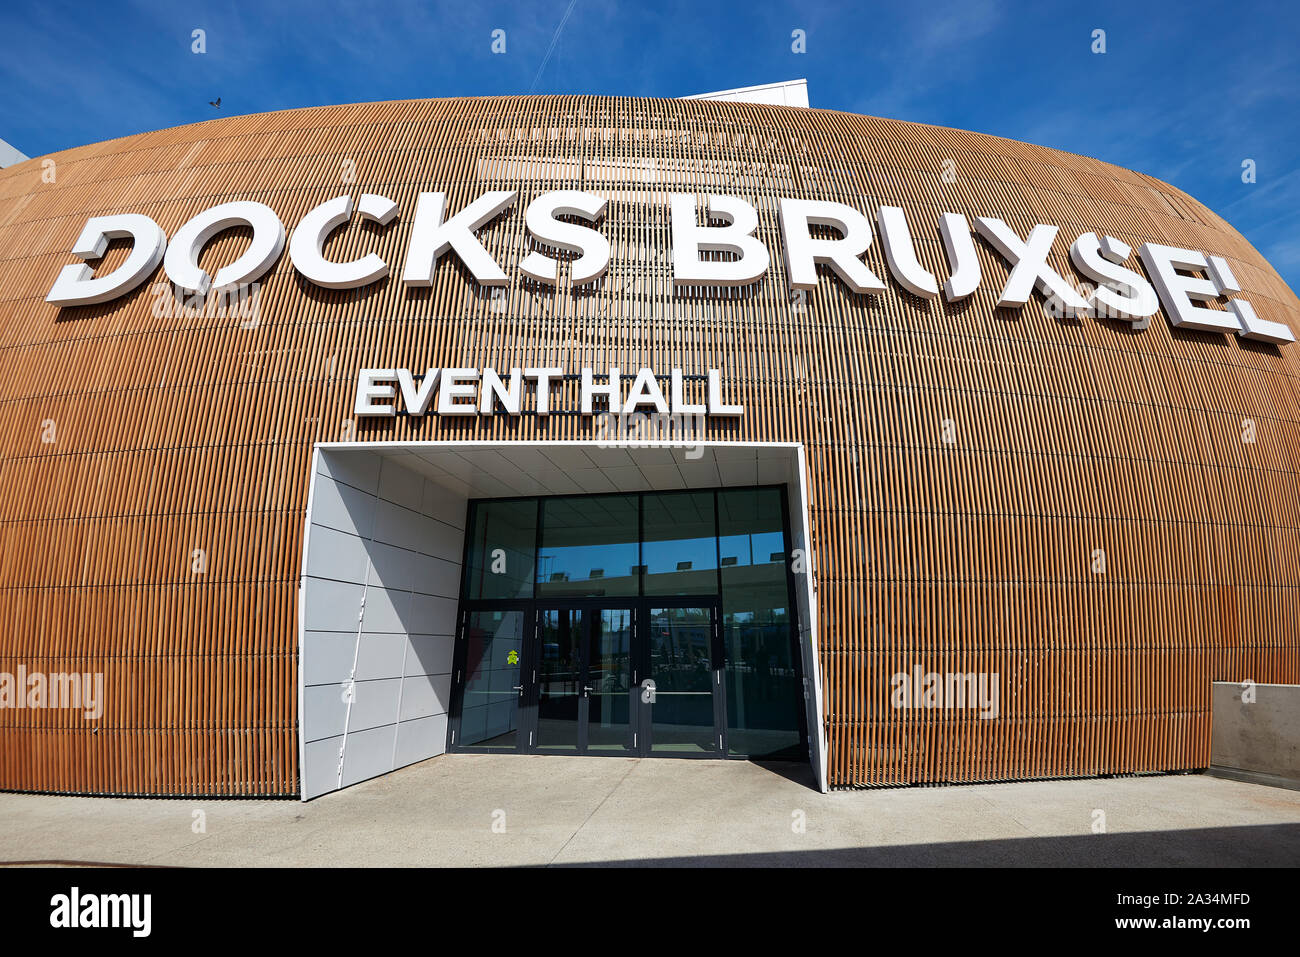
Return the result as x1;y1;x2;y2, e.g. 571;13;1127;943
299;449;466;799
1210;681;1300;788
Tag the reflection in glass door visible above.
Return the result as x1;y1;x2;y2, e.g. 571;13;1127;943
536;608;584;751
457;609;526;749
587;608;634;752
451;487;807;763
644;604;722;754
536;606;634;753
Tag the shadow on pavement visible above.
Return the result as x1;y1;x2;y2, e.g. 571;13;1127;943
747;760;818;788
557;823;1300;867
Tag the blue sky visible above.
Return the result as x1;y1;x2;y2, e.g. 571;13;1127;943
2;0;1297;290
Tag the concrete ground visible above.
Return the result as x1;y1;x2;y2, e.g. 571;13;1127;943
1;754;1298;866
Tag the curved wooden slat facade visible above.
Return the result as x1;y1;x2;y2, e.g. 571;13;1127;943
0;96;1296;796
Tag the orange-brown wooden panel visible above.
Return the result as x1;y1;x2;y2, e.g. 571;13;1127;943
0;96;1296;795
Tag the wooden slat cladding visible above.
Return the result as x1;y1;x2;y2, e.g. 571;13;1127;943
0;96;1297;795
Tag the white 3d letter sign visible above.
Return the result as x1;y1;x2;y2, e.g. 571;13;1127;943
938;213;981;302
519;190;610;286
778;198;885;295
289;194;398;289
45;186;1294;347
974;217;1090;317
1069;233;1159;321
401;190;516;287
164;201;286;296
671;194;770;287
877;205;938;298
46;214;166;306
357;367;743;419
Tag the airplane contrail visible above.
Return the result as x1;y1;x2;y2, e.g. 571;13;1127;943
529;0;580;94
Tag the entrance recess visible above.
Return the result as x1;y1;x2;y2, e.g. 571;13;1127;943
300;442;827;799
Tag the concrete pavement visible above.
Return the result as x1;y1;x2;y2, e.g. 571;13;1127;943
1;754;1298;866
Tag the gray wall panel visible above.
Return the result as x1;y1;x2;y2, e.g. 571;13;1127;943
300;449;467;799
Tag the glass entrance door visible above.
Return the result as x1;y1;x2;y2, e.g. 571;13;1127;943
641;602;724;755
535;606;583;751
586;606;635;752
451;487;808;762
534;604;635;754
454;608;528;750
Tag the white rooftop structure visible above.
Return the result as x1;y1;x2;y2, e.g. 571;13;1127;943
681;78;809;108
0;138;28;169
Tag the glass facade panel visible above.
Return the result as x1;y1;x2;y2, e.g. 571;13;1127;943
647;605;718;753
458;609;525;748
463;499;536;600
537;494;639;597
642;491;717;595
456;486;805;761
536;608;583;751
718;488;803;758
587;607;634;752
